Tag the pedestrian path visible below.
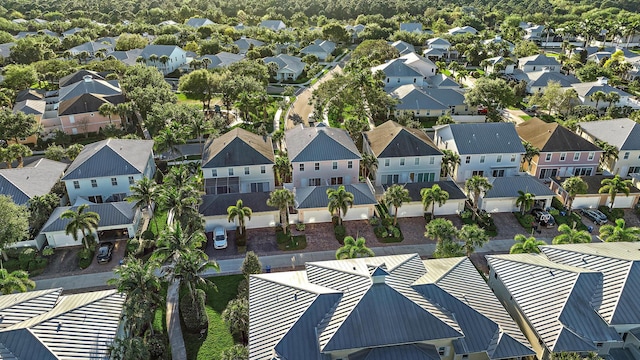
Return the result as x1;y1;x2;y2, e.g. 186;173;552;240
166;279;187;360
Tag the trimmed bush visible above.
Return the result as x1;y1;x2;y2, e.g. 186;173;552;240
514;213;535;232
18;248;37;270
180;289;208;334
78;247;95;269
334;224;346;243
146;333;169;360
295;223;306;231
141;230;156;240
598;206;625;221
551;197;564;210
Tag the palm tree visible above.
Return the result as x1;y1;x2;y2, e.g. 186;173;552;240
170;249;219;325
590;90;607;111
227;199;253;236
327;185;354;226
98;103;118;124
553;224;592;244
421;184;450;220
424;218;457;243
0;268;35;294
382;184;411;226
7;144;32;168
189;114;214;152
441;149;460;178
457;224;489;257
599;175;633;209
561;176;588;216
521;141;540;172
361;153;378;180
605;92;621;110
154;125;187;160
465;176;493;221
65;144;84;161
60;204;100;249
267;189;295;234
510;234;547;254
273;156;292;185
154;223;206;265
127;177;158;225
159;186;202;230
516;191;535;215
222;298;249;344
599;219;640;242
335;236;375;259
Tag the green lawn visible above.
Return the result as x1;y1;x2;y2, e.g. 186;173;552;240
184;275;244;360
176;92;201;105
520;115;532;121
149;210;169;237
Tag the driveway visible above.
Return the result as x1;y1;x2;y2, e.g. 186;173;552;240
286;65;342;129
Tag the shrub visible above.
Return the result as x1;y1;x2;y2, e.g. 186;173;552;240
549;208;560;216
237;279;249;299
460;210;473;219
42;247;54;257
598;206;625;221
146;333;169;360
334;224;346;243
369;217;380;226
18;248;37;270
551;197;564;210
295;223;306;231
3;259;20;272
141;230;156;240
78;247;95;269
514;213;535;232
374;225;386;238
180;289;208;334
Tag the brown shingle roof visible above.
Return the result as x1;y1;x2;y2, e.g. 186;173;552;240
202;128;274;168
364;120;441;158
517;118;601;153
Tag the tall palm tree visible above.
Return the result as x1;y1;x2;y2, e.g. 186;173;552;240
189;113;214;152
382;184;411;226
267;189;295;234
327;185;354;226
516;191;535;215
154;124;187;159
605;92;621;110
590;90;607;111
595;140;619;171
421;184;450;220
273;156;292;185
441;149;460;178
335;236;375;259
510;234;547;254
457;224;489;256
553;224;592;244
360;153;378;180
170;249;219;322
60;204;100;249
127;177;158;225
599;175;633;209
561;176;588;216
0;268;35;295
98;103;118;124
227;199;253;236
65;144;84;161
521;141;540;172
599;219;640;242
7;144;32;168
154;222;206;265
424;218;457;243
159;186;201;230
465;176;493;221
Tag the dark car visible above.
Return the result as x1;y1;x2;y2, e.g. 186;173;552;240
531;208;556;226
580;209;608;225
96;242;114;264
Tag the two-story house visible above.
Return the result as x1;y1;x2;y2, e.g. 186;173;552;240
433;123;525;182
263;54;306;81
299;39;336;61
0;158;67;206
61;139;156;204
577;118;640;176
201;127;275;195
372;52;437;89
571;78;636;109
518;54;561;73
285;124;361;189
517;118;602;179
140;45;187;75
363;120;442;186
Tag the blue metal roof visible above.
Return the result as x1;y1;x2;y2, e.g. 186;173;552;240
448;123;525;155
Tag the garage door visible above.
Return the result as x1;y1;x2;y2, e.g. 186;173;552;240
343;206;372;221
611;196;637;209
435;201;464;215
397;204;424;218
482;199;517;213
47;233;80;248
246;213;277;229
302;210;333;224
572;197;600;210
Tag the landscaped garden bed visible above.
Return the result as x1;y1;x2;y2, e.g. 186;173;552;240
370;204;404;243
460;209;498;237
598;206;625;222
275;228;307;251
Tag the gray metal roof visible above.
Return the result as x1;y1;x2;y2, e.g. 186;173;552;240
400;23;423;32
350;344;440;360
446;123;525;155
428;74;460;89
199;192;277;217
58;77;121;102
0;159;67;205
383;181;466;202
259;20;286;30
202;128;274;168
13;99;45;115
185;18;214;27
285;125;361;162
202;52;244;68
263;54;305;74
519;54;560;67
233;38;265;51
540;243;640;326
421;88;465;106
62;139;154;181
0;288;62;330
295;183;377;209
41;201;135;233
140;44;185;59
427;38;450;46
527;71;579;87
0;329;58;360
578;118;640;150
484;175;555;199
572;82;632;99
59;70;105;88
390;85;449;111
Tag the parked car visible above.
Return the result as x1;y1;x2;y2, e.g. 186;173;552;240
580;209;608;225
531;208;556;226
96;242;114;264
213;226;228;249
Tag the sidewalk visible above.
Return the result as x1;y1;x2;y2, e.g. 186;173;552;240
166;279;187;360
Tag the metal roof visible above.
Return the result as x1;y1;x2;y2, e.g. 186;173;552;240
390;85;449;110
578;118;640;151
58;77;120;103
364;120;441;158
199;192;277;217
140;44;185;59
285;125;361;162
0;288;62;330
185;18;214;27
263;54;305;74
0;328;58;360
383;181;466;202
517;118;601;153
202;52;245;68
0;159;67;205
526;71;579;88
202;127;274;168
519;54;560;67
446;123;525;155
41;201;135;233
62;139;154;181
572;82;632;99
294;183;377;209
484;175;555;199
350;343;441;360
421;88;465;106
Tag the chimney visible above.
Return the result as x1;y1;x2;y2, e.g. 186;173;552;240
83;75;93;83
597;77;608;85
368;264;389;284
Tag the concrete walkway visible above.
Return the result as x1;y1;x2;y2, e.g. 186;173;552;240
166;279;187;360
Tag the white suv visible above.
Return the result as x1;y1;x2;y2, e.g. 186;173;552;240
213;226;228;249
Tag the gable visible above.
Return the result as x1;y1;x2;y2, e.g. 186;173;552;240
202;129;274;168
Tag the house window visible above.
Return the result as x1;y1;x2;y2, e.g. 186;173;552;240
315;163;320;171
560;153;566;161
545;153;552;162
330;177;343;185
250;182;268;192
73;181;80;189
574;168;593;176
260;166;266;174
348;161;353;169
497;155;502;163
511;154;516;162
88;195;103;203
128;176;135;185
465;156;471;164
492;169;505;177
438;347;448;356
212;169;217;177
480;155;485;163
91;179;97;188
382;174;399;185
332;162;338;170
429;157;435;164
472;170;484;176
244;167;250;175
69;115;75;123
111;177;118;186
299;164;304;171
400;158;405;166
229;168;234;176
384;159;390;167
624;152;630;159
573;153;580;161
415;158;420;165
308;178;321;186
417;173;435;182
627;166;640;176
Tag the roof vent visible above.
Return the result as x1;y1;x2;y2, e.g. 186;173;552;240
368;263;389;284
82;75;93;82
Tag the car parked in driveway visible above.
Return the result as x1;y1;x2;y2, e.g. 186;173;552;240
96;242;114;264
213;226;228;249
580;209;608;225
531;208;555;227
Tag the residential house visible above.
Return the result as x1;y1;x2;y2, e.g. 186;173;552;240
518;54;561;73
299;39;336;61
345;24;365;43
484;56;515;75
201;52;245;69
200;192;278;232
571;78;638;109
421;88;471;114
260;20;286;31
448;26;478;36
363;120;443;186
0;158;66;206
390;40;415;55
422;47;446;61
59;69;105;87
292;183;376;223
58;74;120;102
577;118;640;176
105;48;143;66
0;42;14;59
201;127;275;195
263;54;306;81
58;92;126;135
426;37;451;51
525;70;579;94
550;175;640;209
140;44;187;75
426;74;460;89
400;23;423;33
479;175;555;213
249;254;535;359
523;24;544;41
62;27;83;37
12;98;45;145
372;52;437;89
483;35;514;52
233;37;265;54
433;123;525;182
0;288;124;359
487;243;640;359
185;17;215;27
389;84;450;118
383;181;466;217
517;118;602;179
285;124;361;189
68;40;115;57
61;139;156;204
424;37;454;59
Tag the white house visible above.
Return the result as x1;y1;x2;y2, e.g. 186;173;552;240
201;127;275;195
550;175;640;209
140;45;187;75
448;26;478;36
571;78;638;109
577;118;640;176
299;39;336;61
384;181;466;218
263;54;306;81
518;54;561;73
425;37;451;51
363;120;443;186
200;192;279;232
433;123;525;182
479;175;555;213
484;56;515;75
61;139;156;204
292;183;376;223
372;52;437;89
